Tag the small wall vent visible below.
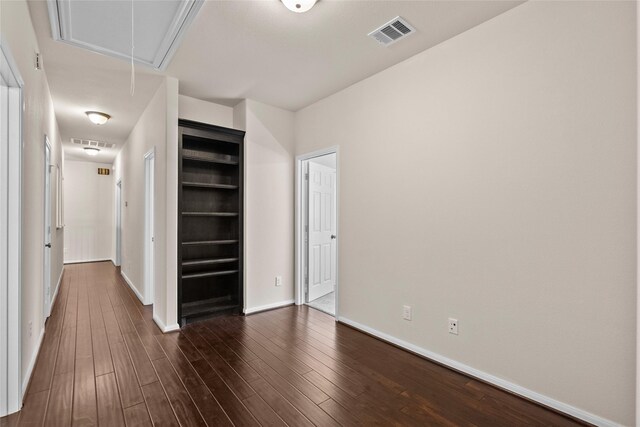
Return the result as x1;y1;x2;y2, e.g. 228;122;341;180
368;16;415;46
71;138;116;149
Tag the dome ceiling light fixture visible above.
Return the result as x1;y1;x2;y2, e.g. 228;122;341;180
85;111;111;125
84;147;100;156
281;0;316;13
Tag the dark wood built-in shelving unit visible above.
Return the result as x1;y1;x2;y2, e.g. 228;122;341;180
178;119;245;326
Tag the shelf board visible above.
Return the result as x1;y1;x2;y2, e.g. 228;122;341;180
182;240;239;246
182;182;238;190
182;270;239;280
182;297;239;319
182;257;239;267
182;154;238;165
182;212;239;217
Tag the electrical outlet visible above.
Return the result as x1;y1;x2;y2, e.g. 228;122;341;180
448;318;458;335
275;276;282;287
402;305;412;321
28;321;32;337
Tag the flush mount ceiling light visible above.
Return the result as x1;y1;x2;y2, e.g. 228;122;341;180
281;0;316;13
85;111;111;125
84;147;100;156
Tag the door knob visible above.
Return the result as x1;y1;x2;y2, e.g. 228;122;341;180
45;243;52;248
330;235;336;239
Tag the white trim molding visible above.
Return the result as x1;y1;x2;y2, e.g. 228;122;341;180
338;316;619;427
244;300;295;315
153;314;180;333
0;36;23;417
120;271;144;305
51;266;64;310
64;258;112;265
636;2;640;425
20;269;61;399
21;328;44;396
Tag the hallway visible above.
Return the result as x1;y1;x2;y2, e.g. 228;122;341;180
2;262;583;426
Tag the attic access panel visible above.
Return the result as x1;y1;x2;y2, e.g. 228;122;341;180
47;0;203;70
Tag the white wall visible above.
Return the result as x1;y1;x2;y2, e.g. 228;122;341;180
234;100;296;312
0;0;65;395
113;77;179;330
295;1;636;425
63;161;113;263
178;95;233;128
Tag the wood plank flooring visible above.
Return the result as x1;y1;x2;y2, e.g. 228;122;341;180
1;262;586;426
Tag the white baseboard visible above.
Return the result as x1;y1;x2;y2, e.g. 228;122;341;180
64;258;111;265
244;299;295;315
337;316;618;427
122;273;177;334
120;271;144;304
51;266;64;308
21;267;65;397
21;327;45;396
153;314;180;333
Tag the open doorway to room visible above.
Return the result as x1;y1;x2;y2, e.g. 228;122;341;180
296;149;338;317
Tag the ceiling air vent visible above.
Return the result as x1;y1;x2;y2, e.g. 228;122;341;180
71;138;116;149
368;16;415;46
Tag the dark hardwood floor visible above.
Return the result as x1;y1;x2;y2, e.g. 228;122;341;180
0;262;586;426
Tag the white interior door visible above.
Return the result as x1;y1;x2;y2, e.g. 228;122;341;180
144;152;155;305
43;138;52;318
307;162;336;301
115;180;122;266
0;75;9;416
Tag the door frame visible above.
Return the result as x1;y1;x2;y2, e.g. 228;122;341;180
43;136;52;318
0;38;23;416
143;148;155;306
115;179;122;267
294;146;339;319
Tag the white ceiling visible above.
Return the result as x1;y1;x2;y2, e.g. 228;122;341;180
28;0;523;163
167;0;523;110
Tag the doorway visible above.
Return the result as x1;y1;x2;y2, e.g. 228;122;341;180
43;137;52;318
0;41;23;416
143;149;155;305
115;180;122;267
296;148;339;317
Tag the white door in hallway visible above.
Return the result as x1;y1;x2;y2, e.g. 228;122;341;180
307;162;336;301
0;74;8;416
144;150;155;305
43;137;52;317
115;180;122;266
